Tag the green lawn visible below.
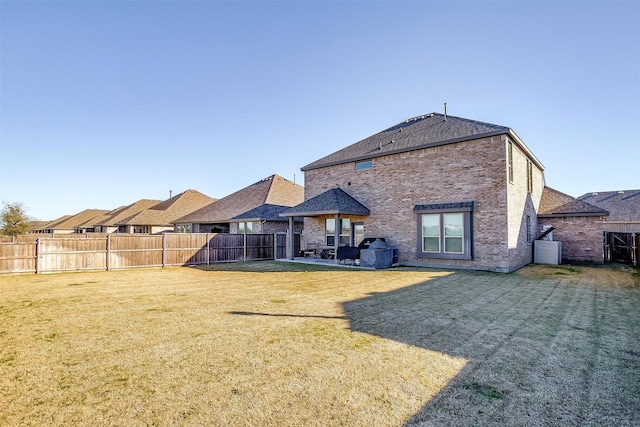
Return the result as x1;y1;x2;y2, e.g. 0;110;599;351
1;262;638;426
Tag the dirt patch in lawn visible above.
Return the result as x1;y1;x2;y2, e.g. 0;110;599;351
1;263;638;426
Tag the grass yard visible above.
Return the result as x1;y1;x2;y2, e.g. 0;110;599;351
1;262;639;426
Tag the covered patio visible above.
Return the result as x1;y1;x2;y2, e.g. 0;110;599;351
280;187;370;264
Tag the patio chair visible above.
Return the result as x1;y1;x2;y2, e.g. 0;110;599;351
302;242;319;258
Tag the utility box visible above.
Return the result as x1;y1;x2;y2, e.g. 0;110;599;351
534;240;562;265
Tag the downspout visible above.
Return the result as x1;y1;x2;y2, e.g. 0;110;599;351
632;233;637;267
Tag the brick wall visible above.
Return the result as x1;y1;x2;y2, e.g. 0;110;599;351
303;135;545;272
507;141;544;269
538;216;605;263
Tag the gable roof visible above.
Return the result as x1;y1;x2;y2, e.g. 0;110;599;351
28;220;50;232
41;209;111;231
95;199;162;226
577;190;640;222
174;175;303;224
302;112;543;171
538;187;609;217
116;189;215;227
32;215;73;231
280;187;370;217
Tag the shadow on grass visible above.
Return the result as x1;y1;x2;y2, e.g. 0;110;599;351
219;262;639;425
341;270;640;426
229;310;347;320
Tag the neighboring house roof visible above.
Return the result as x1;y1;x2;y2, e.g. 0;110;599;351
175;175;303;224
41;209;111;231
577;190;640;222
28;221;50;231
301;112;543;171
280;187;370;217
229;204;299;222
538;187;609;217
95;199;163;226
34;215;73;231
117;189;215;227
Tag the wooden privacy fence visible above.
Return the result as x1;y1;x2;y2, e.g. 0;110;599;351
0;233;298;274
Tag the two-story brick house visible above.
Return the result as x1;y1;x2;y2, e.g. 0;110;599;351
282;112;547;272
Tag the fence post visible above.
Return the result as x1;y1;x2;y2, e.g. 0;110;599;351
35;238;40;274
273;233;277;260
162;233;167;268
243;230;247;262
106;234;111;271
206;233;210;265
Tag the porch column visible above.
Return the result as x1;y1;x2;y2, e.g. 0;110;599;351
334;213;340;264
288;216;295;260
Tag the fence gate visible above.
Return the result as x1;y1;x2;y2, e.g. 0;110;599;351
275;233;300;259
606;232;635;264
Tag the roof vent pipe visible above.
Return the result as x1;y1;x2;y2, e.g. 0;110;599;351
169;190;172;198
444;102;447;121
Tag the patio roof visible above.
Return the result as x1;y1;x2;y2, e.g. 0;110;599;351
280;187;370;217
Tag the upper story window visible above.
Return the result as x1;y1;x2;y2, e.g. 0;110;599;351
507;140;514;183
355;160;372;171
527;160;533;193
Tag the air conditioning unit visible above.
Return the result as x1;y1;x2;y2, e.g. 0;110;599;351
534;240;562;265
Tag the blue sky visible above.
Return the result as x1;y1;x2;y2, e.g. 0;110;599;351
1;1;639;221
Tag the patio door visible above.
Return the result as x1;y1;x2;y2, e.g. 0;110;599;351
352;223;365;247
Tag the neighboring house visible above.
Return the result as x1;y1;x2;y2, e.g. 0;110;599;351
282;112;550;272
578;189;640;265
116;190;215;234
93;199;162;233
35;209;111;234
28;221;50;233
174;175;304;234
537;187;609;263
32;215;72;234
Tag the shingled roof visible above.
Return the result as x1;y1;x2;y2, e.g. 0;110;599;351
538;187;609;217
577;190;640;222
301;112;543;171
40;209;111;231
95;199;162;227
230;204;296;222
117;189;215;227
280;187;370;217
174;175;303;224
33;215;72;232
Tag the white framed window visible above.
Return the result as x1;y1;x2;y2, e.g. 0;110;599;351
238;222;253;234
325;218;335;246
507;140;514;183
175;224;192;233
325;218;351;246
527;160;533;193
415;202;474;260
